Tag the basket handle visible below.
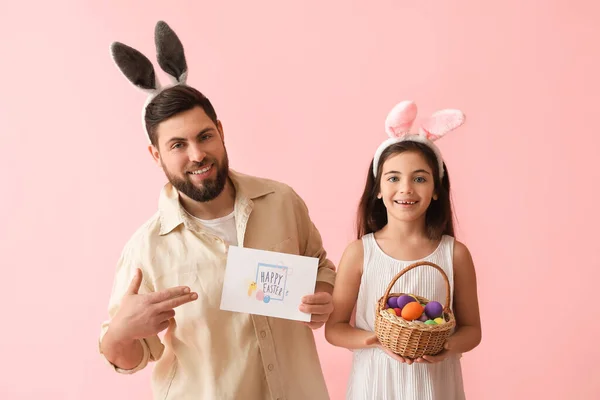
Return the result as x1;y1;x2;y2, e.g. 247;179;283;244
378;261;451;312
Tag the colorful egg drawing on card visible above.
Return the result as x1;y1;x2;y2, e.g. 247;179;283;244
256;290;264;301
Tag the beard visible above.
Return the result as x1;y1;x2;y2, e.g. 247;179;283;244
163;152;230;203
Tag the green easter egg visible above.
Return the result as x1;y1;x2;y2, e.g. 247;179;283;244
425;320;436;325
434;317;445;324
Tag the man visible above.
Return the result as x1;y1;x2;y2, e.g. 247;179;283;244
99;21;336;400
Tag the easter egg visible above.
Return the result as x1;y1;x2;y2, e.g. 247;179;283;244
425;320;436;325
424;301;443;319
393;308;402;316
263;295;271;303
256;290;264;301
401;302;423;321
387;296;399;308
434;317;445;324
418;313;429;322
386;308;396;316
397;295;417;309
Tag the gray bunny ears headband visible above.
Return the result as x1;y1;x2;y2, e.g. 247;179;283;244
110;21;188;141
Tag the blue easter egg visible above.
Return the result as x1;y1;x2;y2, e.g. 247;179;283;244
263;295;271;303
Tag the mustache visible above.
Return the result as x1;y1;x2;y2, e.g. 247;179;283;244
185;160;215;173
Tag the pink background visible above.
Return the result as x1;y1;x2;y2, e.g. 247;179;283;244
1;1;599;399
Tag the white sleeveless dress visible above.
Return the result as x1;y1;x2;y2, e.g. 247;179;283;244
346;233;466;400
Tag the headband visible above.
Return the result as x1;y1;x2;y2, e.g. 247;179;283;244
373;100;466;178
109;21;188;142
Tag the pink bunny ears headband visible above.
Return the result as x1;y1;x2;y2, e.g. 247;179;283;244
109;21;188;141
373;100;466;178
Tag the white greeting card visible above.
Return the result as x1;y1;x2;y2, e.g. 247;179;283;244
219;245;318;322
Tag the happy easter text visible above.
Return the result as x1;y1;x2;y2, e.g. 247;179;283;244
260;270;285;297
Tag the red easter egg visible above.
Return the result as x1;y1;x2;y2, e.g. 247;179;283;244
401;302;423;321
393;307;402;316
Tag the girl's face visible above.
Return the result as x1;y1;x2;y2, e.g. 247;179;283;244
378;150;437;224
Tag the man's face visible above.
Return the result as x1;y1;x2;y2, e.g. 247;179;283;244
149;106;229;202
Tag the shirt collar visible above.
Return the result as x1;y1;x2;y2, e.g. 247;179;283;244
158;169;275;235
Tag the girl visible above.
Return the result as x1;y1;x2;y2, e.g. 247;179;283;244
325;101;481;400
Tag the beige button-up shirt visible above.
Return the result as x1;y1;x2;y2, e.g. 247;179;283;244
99;170;336;400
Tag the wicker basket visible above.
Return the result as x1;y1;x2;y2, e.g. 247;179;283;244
374;261;456;359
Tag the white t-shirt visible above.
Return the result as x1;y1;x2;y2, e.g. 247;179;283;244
185;209;238;246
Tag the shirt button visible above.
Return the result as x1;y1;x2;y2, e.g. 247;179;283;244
260;331;267;338
268;364;274;371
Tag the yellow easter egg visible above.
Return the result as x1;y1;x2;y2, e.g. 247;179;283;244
434;317;445;324
386;308;396;315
